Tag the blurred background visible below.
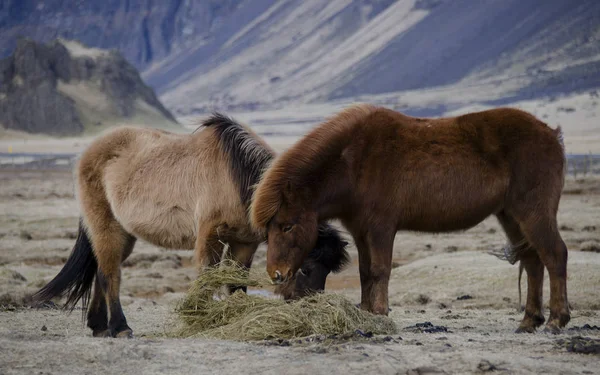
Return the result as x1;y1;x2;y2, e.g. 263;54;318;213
0;0;599;158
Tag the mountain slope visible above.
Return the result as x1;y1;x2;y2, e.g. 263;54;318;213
148;0;600;114
2;0;599;116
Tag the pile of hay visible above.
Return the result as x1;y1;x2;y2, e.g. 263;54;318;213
174;260;397;341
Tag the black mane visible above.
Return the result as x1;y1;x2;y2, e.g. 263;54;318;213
201;112;273;206
311;224;350;273
204;112;350;273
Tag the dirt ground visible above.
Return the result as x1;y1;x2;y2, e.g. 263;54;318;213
1;169;599;375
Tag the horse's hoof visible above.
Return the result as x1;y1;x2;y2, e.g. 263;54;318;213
116;329;134;339
515;326;536;334
543;324;561;335
92;329;111;338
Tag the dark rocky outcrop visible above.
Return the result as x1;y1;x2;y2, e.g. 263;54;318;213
0;38;176;136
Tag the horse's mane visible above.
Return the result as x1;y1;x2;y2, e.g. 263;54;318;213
311;224;350;272
250;103;378;230
201;113;274;206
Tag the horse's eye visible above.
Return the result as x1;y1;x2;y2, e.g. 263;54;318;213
282;224;294;233
299;268;311;277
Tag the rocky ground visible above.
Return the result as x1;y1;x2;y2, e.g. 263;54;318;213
0;170;599;374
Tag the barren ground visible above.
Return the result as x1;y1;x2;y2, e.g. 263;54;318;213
1;170;599;375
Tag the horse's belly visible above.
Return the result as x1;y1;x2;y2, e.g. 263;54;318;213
398;183;505;233
115;201;197;250
403;207;495;233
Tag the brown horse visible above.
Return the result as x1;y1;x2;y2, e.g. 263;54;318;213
250;104;570;333
33;113;349;338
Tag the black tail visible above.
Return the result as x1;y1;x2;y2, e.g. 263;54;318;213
32;219;97;313
200;112;274;205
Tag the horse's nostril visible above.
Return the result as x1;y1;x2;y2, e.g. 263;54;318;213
274;270;282;282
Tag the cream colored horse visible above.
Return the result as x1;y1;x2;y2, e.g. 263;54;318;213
33;114;349;338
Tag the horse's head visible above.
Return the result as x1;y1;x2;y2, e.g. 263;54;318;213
275;224;350;299
261;178;325;284
265;200;319;284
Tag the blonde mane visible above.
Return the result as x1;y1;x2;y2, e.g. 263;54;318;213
249;103;377;231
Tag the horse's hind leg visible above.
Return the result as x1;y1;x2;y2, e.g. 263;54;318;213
496;212;545;333
87;277;109;336
225;241;258;294
87;235;136;337
517;215;569;333
94;232;136;338
84;210;136;338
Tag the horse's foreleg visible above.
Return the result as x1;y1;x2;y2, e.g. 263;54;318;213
354;228;395;315
225;241;259;294
194;224;225;271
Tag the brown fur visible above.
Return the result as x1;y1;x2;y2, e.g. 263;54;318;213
251;104;570;333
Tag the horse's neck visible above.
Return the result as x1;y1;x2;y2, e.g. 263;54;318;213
311;159;352;220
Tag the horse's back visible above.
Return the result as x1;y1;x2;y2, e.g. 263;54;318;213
345;106;564;232
76;126;221;249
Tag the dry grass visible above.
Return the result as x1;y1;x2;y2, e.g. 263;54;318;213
174;260;397;341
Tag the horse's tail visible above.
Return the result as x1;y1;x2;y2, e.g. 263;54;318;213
517;261;524;312
31;219;97;312
200;112;274;206
554;125;567;179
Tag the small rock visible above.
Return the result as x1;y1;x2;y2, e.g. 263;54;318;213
444;246;458;253
19;231;33;240
580;241;600;253
354;330;373;338
556;336;600;354
477;360;498;372
404;322;450;333
407;366;445;375
63;231;78;239
41;325;47;331
457;295;473;300
0;269;27;282
416;294;431;305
